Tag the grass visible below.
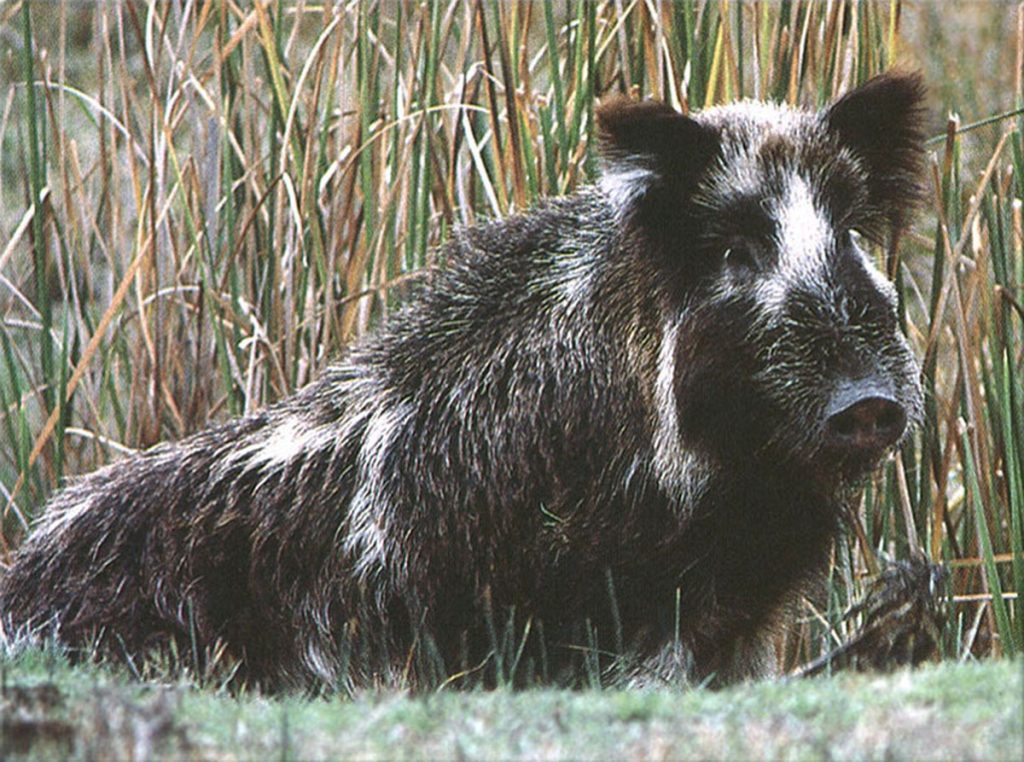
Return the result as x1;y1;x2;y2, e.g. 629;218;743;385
1;647;1020;760
0;0;1021;683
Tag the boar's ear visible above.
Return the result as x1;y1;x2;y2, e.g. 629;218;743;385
825;71;927;233
596;97;720;221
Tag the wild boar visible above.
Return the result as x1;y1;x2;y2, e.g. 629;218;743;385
0;72;926;692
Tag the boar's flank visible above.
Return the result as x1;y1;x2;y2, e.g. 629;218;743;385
0;72;926;692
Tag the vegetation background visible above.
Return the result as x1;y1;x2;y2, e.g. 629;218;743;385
0;0;1022;757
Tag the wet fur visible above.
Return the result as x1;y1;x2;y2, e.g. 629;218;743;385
0;73;927;692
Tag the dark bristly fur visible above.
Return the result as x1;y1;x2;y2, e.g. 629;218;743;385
0;73;927;692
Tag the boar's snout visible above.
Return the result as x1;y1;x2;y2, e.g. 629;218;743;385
824;378;908;461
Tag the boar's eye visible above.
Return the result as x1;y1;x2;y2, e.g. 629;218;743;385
722;238;761;274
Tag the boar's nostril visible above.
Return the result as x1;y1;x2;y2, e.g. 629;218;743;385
825;395;907;454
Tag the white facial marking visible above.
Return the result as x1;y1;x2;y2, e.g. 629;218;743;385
775;176;832;282
754;175;833;313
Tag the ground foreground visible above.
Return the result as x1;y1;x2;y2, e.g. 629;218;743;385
0;650;1019;760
